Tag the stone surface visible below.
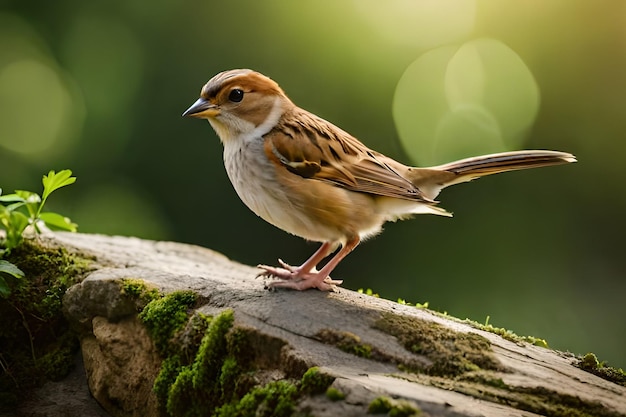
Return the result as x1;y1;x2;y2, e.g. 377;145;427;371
4;353;110;417
82;316;160;417
23;233;626;416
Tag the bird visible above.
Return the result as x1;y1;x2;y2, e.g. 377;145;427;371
183;69;576;291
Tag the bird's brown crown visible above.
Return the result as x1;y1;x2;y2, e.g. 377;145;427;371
200;69;286;101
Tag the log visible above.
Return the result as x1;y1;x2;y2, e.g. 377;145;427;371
30;233;626;416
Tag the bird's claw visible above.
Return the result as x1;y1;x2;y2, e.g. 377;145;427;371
257;261;342;292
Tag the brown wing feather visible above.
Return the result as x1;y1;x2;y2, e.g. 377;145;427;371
264;108;432;203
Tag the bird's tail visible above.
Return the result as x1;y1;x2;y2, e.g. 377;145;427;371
409;150;576;200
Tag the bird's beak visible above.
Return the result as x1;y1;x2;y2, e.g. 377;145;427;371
182;98;219;118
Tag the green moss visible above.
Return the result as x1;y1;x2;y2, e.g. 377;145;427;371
368;396;420;416
120;278;161;309
389;402;421;417
191;310;234;389
300;366;335;395
142;304;317;417
451;369;622;417
214;380;298;417
577;352;626;387
368;396;393;414
325;387;345;401
36;332;79;381
512;386;624;417
463;318;549;348
154;354;183;408
219;357;239;403
0;240;91;411
580;352;600;369
460;372;509;390
374;312;502;377
138;290;197;355
315;329;373;358
154;309;234;417
167;366;197;416
149;307;290;417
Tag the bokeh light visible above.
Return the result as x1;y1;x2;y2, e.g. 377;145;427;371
0;13;84;159
394;38;540;165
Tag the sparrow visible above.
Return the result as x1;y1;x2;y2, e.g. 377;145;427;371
183;69;576;291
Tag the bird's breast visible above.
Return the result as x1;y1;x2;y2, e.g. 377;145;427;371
222;136;375;243
223;138;327;239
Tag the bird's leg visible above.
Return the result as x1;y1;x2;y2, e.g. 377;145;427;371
277;241;334;274
260;236;360;291
257;242;333;280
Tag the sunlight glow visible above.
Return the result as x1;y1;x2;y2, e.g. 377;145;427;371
393;38;540;165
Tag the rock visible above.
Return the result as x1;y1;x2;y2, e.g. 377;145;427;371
5;353;110;417
35;233;626;416
82;316;160;417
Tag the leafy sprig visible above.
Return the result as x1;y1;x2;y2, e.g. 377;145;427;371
0;169;77;297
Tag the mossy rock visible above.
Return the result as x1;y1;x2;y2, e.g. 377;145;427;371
0;239;92;410
135;291;342;417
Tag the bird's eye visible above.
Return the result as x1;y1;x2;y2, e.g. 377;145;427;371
228;89;244;102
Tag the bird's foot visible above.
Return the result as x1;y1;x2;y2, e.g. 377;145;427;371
257;260;343;291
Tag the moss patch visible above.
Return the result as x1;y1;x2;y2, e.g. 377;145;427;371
504;386;623;417
0;239;92;410
315;329;374;359
577;352;626;387
368;396;421;416
463;317;549;348
139;290;197;356
120;278;161;311
137;294;333;417
374;312;502;376
325;386;345;401
448;370;623;417
300;366;335;395
214;380;298;417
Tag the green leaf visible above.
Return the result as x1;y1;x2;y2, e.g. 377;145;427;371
0;260;25;279
39;212;78;232
42;170;76;201
0;276;10;298
0;260;25;297
4;201;27;212
10;211;30;234
0;193;27;203
15;190;41;217
15;190;41;203
0;211;30;250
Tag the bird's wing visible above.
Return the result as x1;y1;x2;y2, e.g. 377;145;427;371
263;108;432;203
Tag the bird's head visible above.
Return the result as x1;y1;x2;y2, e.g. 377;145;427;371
183;69;290;143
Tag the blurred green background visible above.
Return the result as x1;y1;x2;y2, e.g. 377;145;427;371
1;1;624;368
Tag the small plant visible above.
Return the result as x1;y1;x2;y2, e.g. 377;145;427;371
0;260;24;298
0;169;77;297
